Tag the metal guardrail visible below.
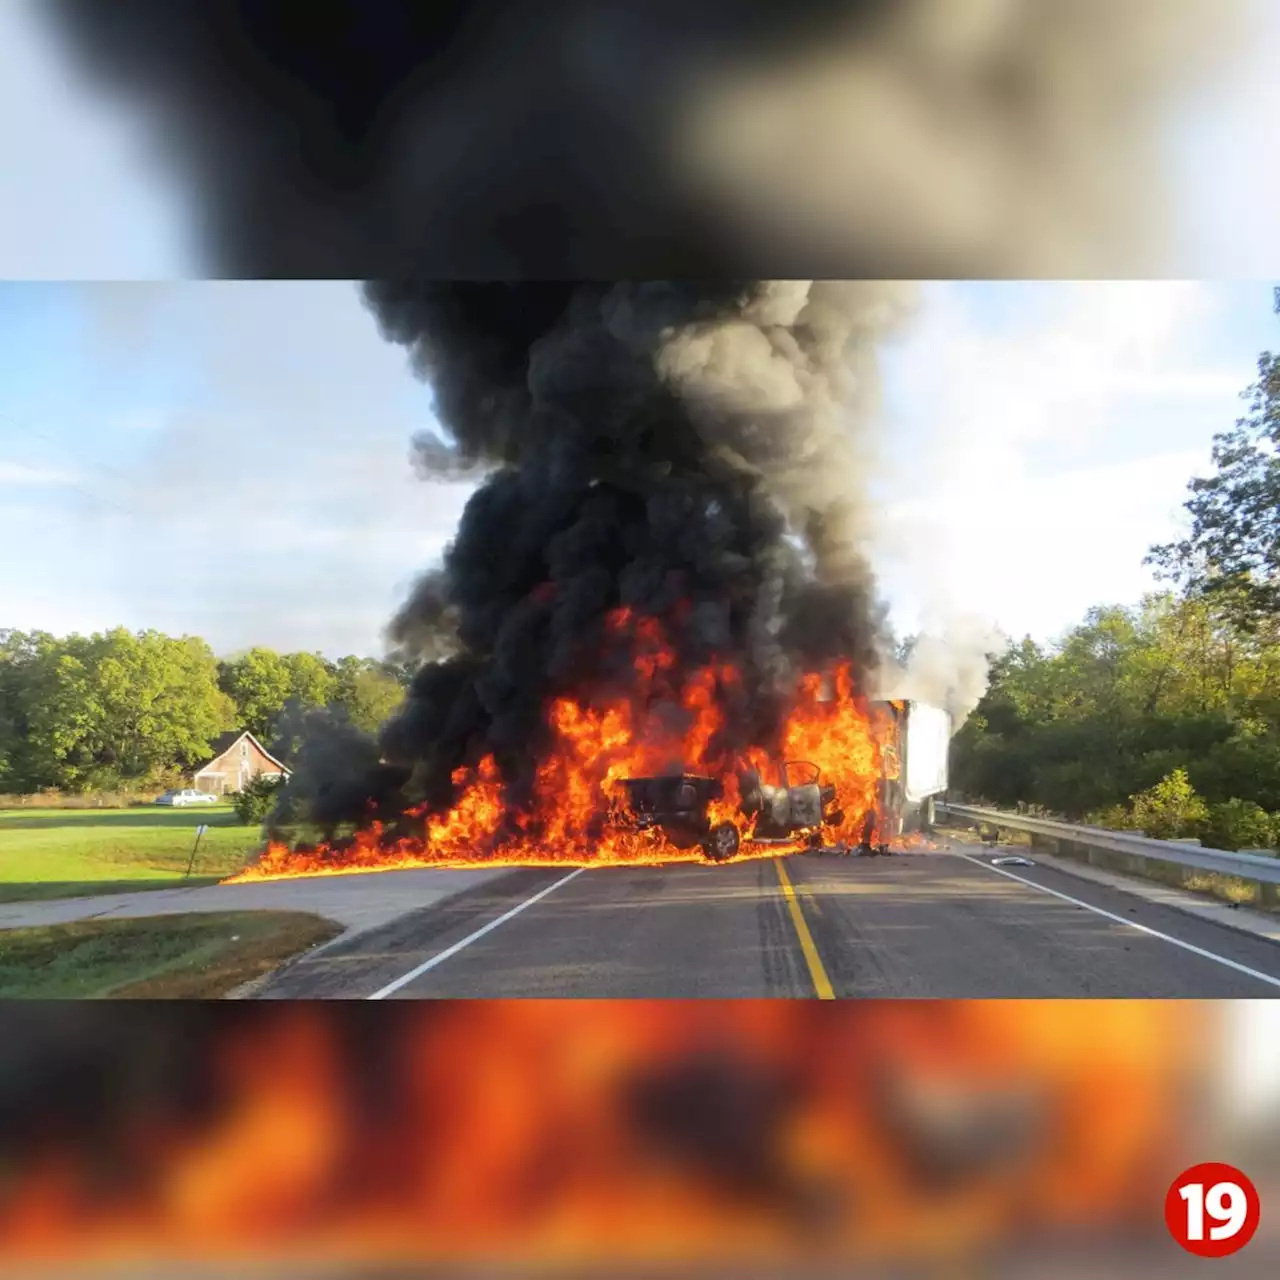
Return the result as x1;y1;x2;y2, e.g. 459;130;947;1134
937;802;1280;886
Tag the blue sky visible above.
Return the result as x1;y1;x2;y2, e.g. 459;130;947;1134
0;281;1275;657
0;283;467;655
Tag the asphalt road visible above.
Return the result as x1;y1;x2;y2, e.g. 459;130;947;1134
254;846;1280;999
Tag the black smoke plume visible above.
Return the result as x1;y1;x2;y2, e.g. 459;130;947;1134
288;282;910;832
42;0;1237;277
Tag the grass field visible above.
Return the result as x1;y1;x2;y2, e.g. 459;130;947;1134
0;805;267;903
0;911;342;997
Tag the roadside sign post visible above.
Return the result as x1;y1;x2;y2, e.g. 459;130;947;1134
186;824;210;879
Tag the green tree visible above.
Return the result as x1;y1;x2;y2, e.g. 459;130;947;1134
218;648;293;739
283;651;336;709
953;583;1280;822
1148;288;1280;627
1128;768;1209;840
0;627;412;798
5;629;233;791
1202;798;1275;852
0;630;61;791
331;656;404;732
378;656;419;689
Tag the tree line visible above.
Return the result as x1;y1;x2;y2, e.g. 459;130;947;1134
953;289;1280;851
0;631;408;795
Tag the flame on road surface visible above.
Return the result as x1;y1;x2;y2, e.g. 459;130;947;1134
228;609;904;883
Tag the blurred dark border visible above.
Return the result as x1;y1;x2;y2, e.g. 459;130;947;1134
34;0;1249;278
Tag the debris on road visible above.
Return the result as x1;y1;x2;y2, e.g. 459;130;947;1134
991;856;1035;868
806;841;896;857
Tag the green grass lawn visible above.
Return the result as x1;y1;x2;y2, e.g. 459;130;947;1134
0;804;267;902
0;911;343;997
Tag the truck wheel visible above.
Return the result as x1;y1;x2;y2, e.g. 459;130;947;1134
704;821;740;862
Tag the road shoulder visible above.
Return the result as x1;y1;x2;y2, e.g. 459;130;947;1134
955;842;1280;947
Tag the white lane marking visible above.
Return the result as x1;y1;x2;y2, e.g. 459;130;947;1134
367;867;587;999
950;851;1280;991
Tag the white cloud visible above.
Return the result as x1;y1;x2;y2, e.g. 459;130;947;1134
880;449;1210;640
873;282;1228;643
1104;369;1244;400
4;283;468;657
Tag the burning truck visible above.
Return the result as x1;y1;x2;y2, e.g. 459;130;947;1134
236;668;951;881
611;699;951;863
228;282;952;884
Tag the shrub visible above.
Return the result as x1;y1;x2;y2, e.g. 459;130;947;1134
144;764;189;793
1128;768;1209;841
230;774;287;825
1085;803;1139;832
0;788;161;809
1190;736;1280;812
1202;798;1276;852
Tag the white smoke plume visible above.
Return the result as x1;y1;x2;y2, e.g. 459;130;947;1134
876;620;1008;729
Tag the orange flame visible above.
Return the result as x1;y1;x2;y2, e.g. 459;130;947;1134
0;1002;1208;1269
229;608;901;882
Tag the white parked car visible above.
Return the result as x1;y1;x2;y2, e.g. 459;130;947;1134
154;788;219;807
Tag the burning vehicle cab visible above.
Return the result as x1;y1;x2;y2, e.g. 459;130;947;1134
612;699;951;864
737;760;843;847
614;761;846;864
614;774;742;862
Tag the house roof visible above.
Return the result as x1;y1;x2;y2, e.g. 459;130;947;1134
194;729;291;775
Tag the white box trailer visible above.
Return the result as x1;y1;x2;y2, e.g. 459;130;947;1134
872;699;952;836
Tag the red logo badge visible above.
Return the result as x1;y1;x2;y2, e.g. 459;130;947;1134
1165;1162;1261;1257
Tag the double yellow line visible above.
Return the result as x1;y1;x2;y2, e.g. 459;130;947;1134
774;858;835;999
